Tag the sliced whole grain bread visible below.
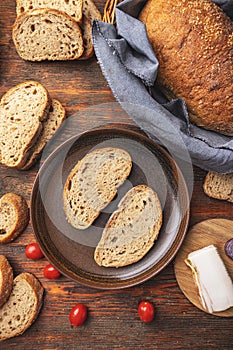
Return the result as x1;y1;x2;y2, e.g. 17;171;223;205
0;193;29;243
0;81;51;168
94;185;163;267
12;9;84;61
16;0;83;22
21;99;66;170
79;15;94;60
0;272;44;341
63;147;132;230
0;256;13;308
203;172;233;203
82;0;102;22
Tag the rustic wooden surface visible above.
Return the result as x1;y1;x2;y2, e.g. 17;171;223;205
0;1;233;349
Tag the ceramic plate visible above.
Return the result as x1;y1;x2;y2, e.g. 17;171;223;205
30;124;190;289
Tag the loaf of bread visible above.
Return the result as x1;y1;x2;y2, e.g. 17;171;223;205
16;0;83;22
203;172;233;203
0;193;29;243
63;148;132;229
0;81;51;168
0;256;13;308
21;99;66;170
12;9;84;61
139;0;233;136
94;185;163;267
0;272;44;341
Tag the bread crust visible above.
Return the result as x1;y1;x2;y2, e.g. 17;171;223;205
139;0;233;136
0;255;13;307
0;193;29;243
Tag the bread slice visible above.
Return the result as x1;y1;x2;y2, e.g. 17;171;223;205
0;272;44;341
0;193;29;243
12;9;84;61
0;256;13;308
16;0;83;23
63;147;132;229
94;185;163;267
0;81;51;168
21;99;66;170
203;172;233;203
82;0;102;23
79;15;94;60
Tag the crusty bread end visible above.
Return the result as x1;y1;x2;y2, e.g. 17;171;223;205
203;172;233;203
0;193;29;243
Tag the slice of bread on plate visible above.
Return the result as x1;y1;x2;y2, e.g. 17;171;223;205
203;172;233;203
0;81;51;168
63;147;132;230
21;99;66;170
0;272;44;341
16;0;83;23
12;9;84;61
0;193;29;243
0;256;13;308
94;184;163;267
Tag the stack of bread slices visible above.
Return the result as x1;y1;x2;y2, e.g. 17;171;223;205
12;0;102;61
0;81;66;170
0;255;44;341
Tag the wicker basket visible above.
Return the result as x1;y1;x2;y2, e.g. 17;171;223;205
103;0;121;24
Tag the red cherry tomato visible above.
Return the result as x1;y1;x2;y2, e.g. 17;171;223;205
138;301;155;323
69;303;87;327
25;242;44;260
43;263;61;279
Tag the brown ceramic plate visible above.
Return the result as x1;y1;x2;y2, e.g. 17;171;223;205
30;124;190;289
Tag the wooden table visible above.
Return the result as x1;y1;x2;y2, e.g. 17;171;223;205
0;1;232;349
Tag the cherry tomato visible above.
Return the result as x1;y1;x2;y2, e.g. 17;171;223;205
43;263;61;279
69;303;87;327
138;301;155;323
25;242;44;260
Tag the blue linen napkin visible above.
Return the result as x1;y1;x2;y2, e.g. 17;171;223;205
92;0;233;173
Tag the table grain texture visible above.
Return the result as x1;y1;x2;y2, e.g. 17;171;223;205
0;1;233;349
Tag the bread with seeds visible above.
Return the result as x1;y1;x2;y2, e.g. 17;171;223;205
63;147;132;229
0;81;51;168
12;9;84;61
0;272;44;341
0;193;29;243
139;0;233;136
94;185;163;267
